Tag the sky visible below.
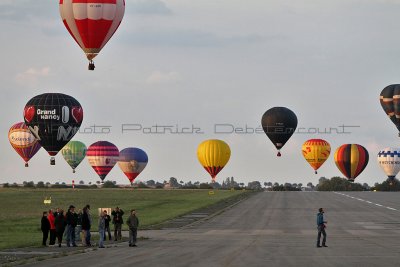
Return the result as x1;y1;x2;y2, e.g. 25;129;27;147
1;0;400;186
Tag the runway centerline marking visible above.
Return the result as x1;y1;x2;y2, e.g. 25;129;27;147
333;192;398;212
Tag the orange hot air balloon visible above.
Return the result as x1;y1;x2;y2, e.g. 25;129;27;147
197;139;231;182
302;139;331;174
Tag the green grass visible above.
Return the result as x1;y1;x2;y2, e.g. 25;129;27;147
0;188;244;250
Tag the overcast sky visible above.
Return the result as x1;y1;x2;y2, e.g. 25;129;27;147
1;0;400;186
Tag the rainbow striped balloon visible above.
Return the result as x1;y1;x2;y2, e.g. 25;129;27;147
334;144;369;182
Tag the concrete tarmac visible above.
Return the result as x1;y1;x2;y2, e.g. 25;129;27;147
26;191;400;267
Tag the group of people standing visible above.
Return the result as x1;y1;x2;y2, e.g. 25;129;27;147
41;206;139;248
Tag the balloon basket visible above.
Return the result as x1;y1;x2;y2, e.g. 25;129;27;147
25;163;28;167
88;61;95;71
277;151;281;157
315;171;318;174
73;169;76;174
50;157;55;165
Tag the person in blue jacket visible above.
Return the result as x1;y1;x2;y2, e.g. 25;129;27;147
316;208;327;247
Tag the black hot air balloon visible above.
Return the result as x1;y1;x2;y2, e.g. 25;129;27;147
23;93;83;165
261;107;298;157
380;84;400;136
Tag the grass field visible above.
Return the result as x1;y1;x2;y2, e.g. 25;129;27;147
0;188;245;250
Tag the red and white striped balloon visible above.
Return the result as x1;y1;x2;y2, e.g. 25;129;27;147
59;0;125;69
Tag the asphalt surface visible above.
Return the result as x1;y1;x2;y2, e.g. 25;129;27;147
25;191;400;267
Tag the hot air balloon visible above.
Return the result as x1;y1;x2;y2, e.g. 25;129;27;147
261;107;298;156
302;139;331;174
23;93;83;165
380;84;400;136
61;141;87;173
8;122;41;167
377;147;400;181
118;147;148;185
59;0;125;70
334;144;369;182
87;141;119;182
197;139;231;182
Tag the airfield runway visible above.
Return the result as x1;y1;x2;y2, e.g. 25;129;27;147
27;191;400;267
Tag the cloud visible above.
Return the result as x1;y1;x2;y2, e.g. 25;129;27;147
128;0;172;15
146;71;182;84
15;67;50;86
0;1;58;22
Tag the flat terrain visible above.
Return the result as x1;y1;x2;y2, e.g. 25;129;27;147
24;191;400;267
0;188;245;249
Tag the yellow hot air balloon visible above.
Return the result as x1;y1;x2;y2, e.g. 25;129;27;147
197;139;231;182
302;139;331;174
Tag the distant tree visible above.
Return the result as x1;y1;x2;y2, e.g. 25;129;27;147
298;183;303;188
307;182;313;188
113;181;117;185
36;181;45;188
96;181;101;185
264;182;268;187
247;181;262;190
146;180;156;187
55;182;60;185
11;183;19;188
317;177;366;191
61;182;66;185
46;182;51;186
79;180;85;185
88;182;92;185
103;180;117;188
3;183;9;188
23;181;35;188
273;182;279;187
199;183;213;189
372;179;400;191
169;177;180;188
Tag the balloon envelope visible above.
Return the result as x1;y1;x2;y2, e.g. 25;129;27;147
197;139;231;182
118;147;148;184
61;141;87;173
380;84;400;136
59;0;125;67
377;147;400;180
87;141;119;182
8;122;41;167
261;107;298;156
302;139;331;174
23;93;83;163
334;144;369;181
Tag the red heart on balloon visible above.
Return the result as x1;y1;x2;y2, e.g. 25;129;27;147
71;106;83;123
24;106;35;123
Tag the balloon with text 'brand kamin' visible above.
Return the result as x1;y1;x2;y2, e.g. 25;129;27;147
302;139;331;174
261;107;298;157
87;141;119;183
118;147;148;185
197;139;231;182
61;141;87;173
59;0;125;70
380;84;400;136
377;147;400;181
334;144;369;182
8;122;41;167
23;93;83;165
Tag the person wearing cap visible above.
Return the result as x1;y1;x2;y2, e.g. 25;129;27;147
66;205;78;247
316;208;328;247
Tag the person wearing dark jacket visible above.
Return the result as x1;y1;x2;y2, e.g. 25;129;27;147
41;211;50;246
126;209;139;247
112;207;124;241
104;210;112;241
66;205;78;247
81;205;92;246
55;210;66;247
316;208;328;247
